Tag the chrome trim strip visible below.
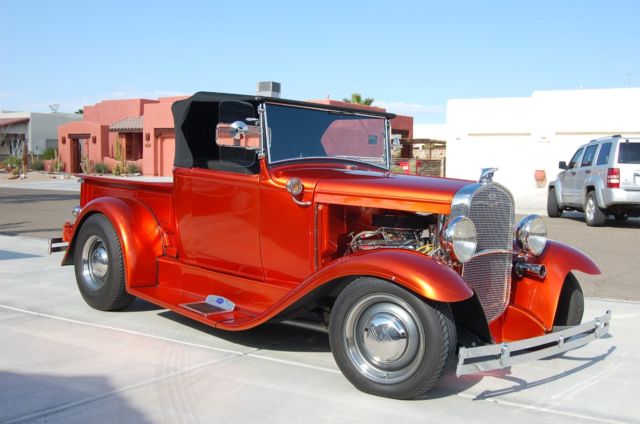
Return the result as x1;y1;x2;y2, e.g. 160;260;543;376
471;249;518;258
456;310;612;376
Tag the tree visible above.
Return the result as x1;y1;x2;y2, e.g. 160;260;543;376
75;108;84;114
342;93;374;106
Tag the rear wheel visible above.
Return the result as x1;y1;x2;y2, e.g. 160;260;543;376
553;273;584;327
547;188;562;218
74;214;135;311
584;191;606;227
329;277;455;399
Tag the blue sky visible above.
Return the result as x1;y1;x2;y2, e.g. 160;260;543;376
1;0;639;123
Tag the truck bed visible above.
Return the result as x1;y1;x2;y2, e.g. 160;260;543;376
80;175;175;235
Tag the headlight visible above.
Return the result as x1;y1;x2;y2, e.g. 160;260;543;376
516;215;547;256
441;217;477;263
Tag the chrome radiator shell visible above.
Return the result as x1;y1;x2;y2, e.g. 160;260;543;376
450;183;515;322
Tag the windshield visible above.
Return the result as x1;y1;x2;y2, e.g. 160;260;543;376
265;103;389;168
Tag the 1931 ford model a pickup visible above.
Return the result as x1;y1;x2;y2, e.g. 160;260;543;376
50;92;611;399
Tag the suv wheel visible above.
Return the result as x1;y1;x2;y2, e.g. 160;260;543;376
547;188;562;218
584;191;606;227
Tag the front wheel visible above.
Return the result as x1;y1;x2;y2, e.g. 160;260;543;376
547;188;562;218
74;214;135;311
553;273;584;326
329;277;456;399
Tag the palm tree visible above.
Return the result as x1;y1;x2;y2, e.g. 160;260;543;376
342;93;374;106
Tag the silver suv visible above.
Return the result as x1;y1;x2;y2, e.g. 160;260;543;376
548;135;640;226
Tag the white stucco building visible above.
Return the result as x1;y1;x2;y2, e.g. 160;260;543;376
416;88;640;201
0;111;82;157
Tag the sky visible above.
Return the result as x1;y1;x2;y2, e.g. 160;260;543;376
1;0;639;124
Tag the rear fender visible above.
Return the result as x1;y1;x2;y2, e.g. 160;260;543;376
299;249;473;303
62;197;164;288
511;240;600;331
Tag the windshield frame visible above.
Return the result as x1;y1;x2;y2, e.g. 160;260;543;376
262;102;391;170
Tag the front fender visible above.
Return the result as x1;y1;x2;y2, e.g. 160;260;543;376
511;240;601;331
303;249;473;303
62;197;164;288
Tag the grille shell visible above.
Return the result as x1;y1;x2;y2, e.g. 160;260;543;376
455;183;515;322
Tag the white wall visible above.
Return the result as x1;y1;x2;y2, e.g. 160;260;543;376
28;112;82;154
438;88;640;196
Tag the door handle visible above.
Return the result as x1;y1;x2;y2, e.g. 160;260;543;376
291;196;311;207
571;172;576;176
585;170;591;174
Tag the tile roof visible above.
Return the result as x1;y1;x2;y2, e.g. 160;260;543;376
109;116;143;132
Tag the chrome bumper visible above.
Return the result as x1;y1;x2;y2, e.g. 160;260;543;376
456;310;612;376
48;237;68;254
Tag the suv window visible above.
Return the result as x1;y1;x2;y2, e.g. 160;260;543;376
581;145;598;167
596;142;612;166
618;142;640;164
568;148;584;169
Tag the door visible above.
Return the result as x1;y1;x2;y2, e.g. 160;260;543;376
560;147;584;206
574;144;599;205
190;168;263;280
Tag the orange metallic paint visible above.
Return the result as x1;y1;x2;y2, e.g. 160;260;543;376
62;159;599;344
133;249;474;331
488;240;601;343
314;171;471;214
62;196;165;288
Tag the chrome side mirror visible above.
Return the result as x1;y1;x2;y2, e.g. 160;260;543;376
229;121;249;140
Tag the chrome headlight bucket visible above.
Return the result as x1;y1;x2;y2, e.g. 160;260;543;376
441;216;477;263
516;214;547;256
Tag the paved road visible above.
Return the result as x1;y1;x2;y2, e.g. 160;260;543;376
0;235;635;424
1;186;638;300
0;188;78;239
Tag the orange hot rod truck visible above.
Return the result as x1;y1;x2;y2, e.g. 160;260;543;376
50;92;611;399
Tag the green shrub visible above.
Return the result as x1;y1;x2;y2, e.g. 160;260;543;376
43;148;57;160
125;163;141;174
3;156;20;170
30;155;45;171
95;162;110;174
51;150;64;172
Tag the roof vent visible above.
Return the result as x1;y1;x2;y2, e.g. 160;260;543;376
257;81;281;98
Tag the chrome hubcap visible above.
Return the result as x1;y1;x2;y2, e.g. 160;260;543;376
81;235;109;291
344;294;424;384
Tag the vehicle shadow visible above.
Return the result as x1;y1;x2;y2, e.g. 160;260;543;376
156;309;332;353
0;371;150;423
151;308;614;400
469;345;616;400
560;212;640;228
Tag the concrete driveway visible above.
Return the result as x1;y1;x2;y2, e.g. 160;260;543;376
0;235;637;424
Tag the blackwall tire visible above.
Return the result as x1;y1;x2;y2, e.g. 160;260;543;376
329;277;456;399
584;191;606;227
547;188;562;218
553;273;584;327
74;214;135;311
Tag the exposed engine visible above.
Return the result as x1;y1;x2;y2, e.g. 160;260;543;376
347;212;439;255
